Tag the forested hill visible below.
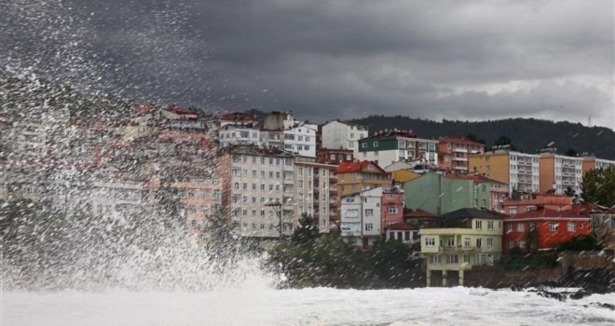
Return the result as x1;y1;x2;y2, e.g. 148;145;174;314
347;115;615;160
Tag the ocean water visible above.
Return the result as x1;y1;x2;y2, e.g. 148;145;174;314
3;287;614;326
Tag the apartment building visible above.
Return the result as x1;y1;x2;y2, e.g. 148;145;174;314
438;136;485;173
218;124;261;148
294;160;337;233
320;120;368;156
260;111;317;158
403;173;507;216
420;208;504;286
469;150;540;195
538;152;583;194
316;147;354;165
503;206;591;253
335;161;391;198
217;145;297;239
357;130;438;167
582;155;615;175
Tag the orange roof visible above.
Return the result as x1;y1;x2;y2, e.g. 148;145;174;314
218;112;259;122
503;195;572;207
167;106;197;115
335;160;386;174
508;206;591;219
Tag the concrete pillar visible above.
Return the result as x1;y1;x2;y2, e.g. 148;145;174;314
459;269;464;286
426;269;431;287
442;270;448;287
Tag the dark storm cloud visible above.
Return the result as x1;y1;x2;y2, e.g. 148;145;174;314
3;0;613;128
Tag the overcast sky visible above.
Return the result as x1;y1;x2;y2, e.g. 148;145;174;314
2;0;613;128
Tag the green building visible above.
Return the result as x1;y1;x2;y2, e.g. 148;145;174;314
403;173;494;215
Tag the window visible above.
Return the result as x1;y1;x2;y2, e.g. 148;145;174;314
508;241;515;249
346;209;359;218
404;231;410;241
389;232;395;240
373;141;379;147
487;220;494;230
365;209;373;216
425;237;436;247
475;220;482;230
517;223;525;232
549;221;559;232
365;223;373;231
361;142;367;148
519;240;526;249
387;207;398;214
464;238;471;248
506;223;512;233
446;255;458;264
487;238;493;247
476;238;482;248
430;255;440;264
447;238;455;247
567;222;576;232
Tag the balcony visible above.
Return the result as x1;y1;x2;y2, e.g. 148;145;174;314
453;148;468;153
452;156;468;161
439;246;481;253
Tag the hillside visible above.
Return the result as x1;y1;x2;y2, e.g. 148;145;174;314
347;115;615;160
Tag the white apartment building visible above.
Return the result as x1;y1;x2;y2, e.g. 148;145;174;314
218;124;261;148
321;120;368;156
509;152;540;194
340;187;384;248
357;131;439;167
261;112;317;158
90;181;145;218
219;145;298;239
295;161;336;233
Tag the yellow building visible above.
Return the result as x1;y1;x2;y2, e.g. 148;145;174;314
335;161;391;198
420;208;504;286
391;169;422;183
469;150;539;195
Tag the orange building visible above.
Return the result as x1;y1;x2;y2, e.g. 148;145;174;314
501;193;573;216
438;136;485;173
582;155;615;176
538;153;583;194
469;150;539;195
335;161;391;198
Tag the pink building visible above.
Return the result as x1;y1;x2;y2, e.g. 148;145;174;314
381;186;405;231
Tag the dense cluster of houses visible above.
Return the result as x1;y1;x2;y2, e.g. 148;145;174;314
2;105;615;286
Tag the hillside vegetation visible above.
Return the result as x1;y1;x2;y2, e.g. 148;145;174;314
348;115;615;159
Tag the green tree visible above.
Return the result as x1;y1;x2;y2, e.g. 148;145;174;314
565;148;578;157
493;136;518;151
291;213;319;244
371;239;421;287
581;166;615;206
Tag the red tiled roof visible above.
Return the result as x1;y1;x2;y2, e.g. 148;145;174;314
167;106;197;115
335;160;386;174
218;112;259;122
508;206;591;219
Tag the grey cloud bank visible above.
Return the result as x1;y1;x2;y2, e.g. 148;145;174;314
2;0;613;128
